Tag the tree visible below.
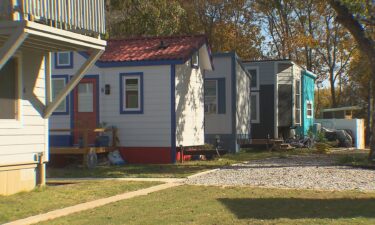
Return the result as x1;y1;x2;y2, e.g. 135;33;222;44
328;0;375;159
107;0;185;38
315;6;355;107
179;0;264;59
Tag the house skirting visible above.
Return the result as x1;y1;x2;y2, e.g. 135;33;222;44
119;147;172;164
0;164;37;195
205;134;238;153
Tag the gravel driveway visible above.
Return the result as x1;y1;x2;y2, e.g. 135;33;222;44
186;154;375;191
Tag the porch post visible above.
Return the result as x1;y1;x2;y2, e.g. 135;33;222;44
43;49;104;118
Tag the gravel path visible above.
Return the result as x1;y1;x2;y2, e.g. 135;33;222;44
186;154;375;191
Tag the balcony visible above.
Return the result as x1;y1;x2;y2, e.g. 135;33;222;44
0;0;106;36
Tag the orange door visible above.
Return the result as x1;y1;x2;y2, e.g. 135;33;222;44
73;78;98;145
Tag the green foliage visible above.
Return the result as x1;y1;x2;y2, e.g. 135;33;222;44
316;131;327;143
108;0;185;38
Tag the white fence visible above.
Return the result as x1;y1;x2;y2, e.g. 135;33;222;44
315;119;365;149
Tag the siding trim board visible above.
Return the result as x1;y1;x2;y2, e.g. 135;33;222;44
119;72;144;114
51;75;70;115
231;53;238;152
170;64;176;163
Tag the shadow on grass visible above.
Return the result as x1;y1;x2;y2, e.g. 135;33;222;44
218;197;375;219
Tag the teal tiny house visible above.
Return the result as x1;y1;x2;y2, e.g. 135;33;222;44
296;70;317;136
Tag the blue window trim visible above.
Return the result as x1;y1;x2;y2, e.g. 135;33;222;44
55;52;74;69
51;75;70;115
120;72;144;114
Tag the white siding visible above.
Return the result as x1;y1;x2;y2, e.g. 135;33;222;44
175;57;205;147
277;63;293;84
101;66;171;147
0;50;47;166
236;61;251;136
244;61;276;85
204;56;232;134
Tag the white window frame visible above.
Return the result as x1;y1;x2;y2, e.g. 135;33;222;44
251;92;260;123
0;55;23;129
204;79;218;114
295;80;301;125
246;66;259;91
123;76;141;112
306;100;313;118
191;51;199;68
52;78;67;113
57;52;71;67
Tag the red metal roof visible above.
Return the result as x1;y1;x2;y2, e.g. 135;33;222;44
99;35;208;63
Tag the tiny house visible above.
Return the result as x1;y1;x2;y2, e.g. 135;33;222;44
50;35;213;164
242;60;316;140
0;0;106;195
204;52;251;152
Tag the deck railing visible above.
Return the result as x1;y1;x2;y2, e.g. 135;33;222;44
0;0;106;35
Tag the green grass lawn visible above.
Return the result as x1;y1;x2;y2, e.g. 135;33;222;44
335;150;375;168
0;181;160;224
47;148;316;178
39;185;375;225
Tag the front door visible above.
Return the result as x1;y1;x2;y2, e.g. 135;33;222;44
73;78;98;145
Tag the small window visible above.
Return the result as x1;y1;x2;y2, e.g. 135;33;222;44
251;92;260;123
247;67;259;90
204;80;217;114
56;52;73;68
0;58;19;120
295;80;301;124
306;101;313;118
191;51;199;68
78;83;94;112
121;73;143;114
52;77;68;114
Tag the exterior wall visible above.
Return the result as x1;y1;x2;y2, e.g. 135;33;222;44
51;53;172;148
236;60;251;139
297;71;315;136
277;63;293;129
251;85;275;139
175;58;205;147
0;50;48;195
101;66;171;148
204;56;232;135
244;61;276;139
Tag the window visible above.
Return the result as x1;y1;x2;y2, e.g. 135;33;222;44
251;92;260;123
295;80;301;124
120;73;143;114
191;51;199;68
52;76;68;114
78;83;94;112
55;52;73;68
0;58;19;120
205;80;217;114
306;101;313;118
247;67;259;90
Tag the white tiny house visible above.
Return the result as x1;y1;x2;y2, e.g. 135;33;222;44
50;35;213;164
0;0;106;195
204;52;251;152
